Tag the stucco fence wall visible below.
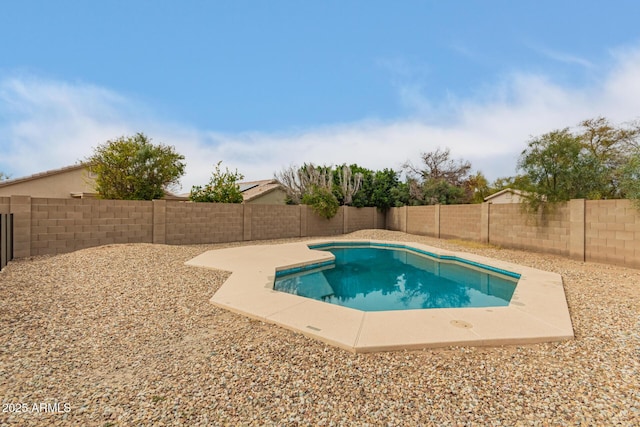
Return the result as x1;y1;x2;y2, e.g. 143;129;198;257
387;199;640;269
2;196;384;257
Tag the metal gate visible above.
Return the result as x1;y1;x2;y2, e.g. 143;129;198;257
0;213;13;271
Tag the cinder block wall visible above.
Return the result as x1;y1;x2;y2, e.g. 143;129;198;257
345;207;380;233
386;207;406;232
30;198;153;256
586;199;640;268
394;202;576;257
440;205;482;240
165;201;244;245
407;206;436;236
7;198;388;257
489;204;570;255
376;209;386;230
6;196;640;269
306;206;345;236
250;204;301;240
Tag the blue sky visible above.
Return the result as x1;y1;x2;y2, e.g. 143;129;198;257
2;1;640;191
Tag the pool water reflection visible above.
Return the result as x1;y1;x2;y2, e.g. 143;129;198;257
274;246;518;312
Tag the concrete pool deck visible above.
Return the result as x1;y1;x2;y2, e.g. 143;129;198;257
186;239;574;353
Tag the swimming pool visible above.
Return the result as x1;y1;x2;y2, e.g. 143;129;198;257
186;239;574;352
274;243;519;311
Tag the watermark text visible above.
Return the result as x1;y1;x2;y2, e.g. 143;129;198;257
2;402;71;414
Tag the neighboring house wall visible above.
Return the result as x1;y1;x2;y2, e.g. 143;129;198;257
484;189;527;204
0;164;183;200
0;166;96;198
0;197;9;214
488;192;525;204
245;188;287;205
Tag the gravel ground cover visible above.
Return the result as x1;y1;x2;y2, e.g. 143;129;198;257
1;230;638;426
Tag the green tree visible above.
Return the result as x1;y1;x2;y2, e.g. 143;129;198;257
0;172;9;181
490;175;533;193
371;168;408;209
465;171;491;204
577;117;640;198
87;133;185;200
517;128;607;210
421;179;466;205
190;161;244;203
334;165;407;210
619;150;640;208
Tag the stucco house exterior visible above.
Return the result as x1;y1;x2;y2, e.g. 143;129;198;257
0;164;97;199
483;188;528;204
239;180;287;205
0;164;287;204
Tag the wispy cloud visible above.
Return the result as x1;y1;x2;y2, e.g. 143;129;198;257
2;46;640;192
528;44;595;69
376;57;435;117
449;42;484;62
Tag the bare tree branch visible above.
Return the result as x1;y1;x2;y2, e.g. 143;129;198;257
274;163;333;204
404;147;471;186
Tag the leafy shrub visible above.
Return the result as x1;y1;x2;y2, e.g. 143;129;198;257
190;161;244;203
302;186;340;219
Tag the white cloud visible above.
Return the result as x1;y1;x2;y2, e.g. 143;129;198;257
0;77;138;174
2;46;640;193
602;46;640;117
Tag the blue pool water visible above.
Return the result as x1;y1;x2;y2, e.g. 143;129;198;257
273;243;519;312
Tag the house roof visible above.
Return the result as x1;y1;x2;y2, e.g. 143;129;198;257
239;179;283;202
483;188;527;202
0;163;88;188
176;179;284;202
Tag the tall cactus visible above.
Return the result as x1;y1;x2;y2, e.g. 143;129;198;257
337;165;363;206
275;163;334;204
